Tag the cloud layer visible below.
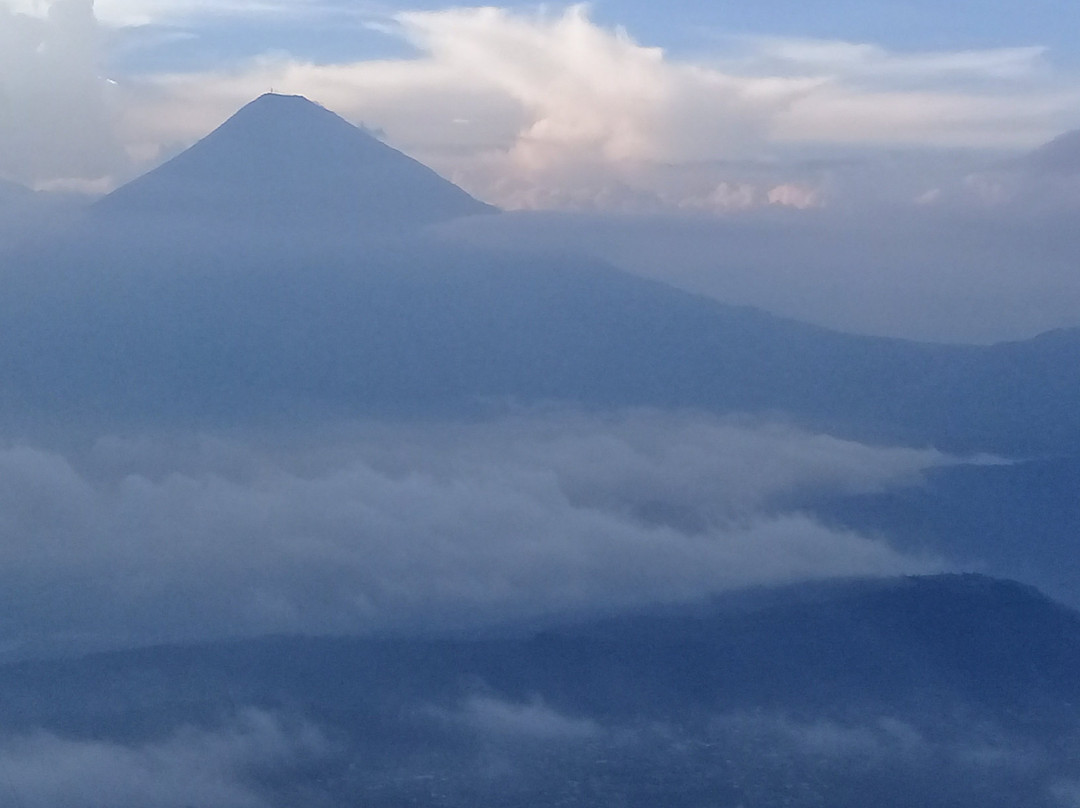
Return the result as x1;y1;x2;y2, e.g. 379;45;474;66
0;412;945;657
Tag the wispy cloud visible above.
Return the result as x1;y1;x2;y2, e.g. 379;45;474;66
0;711;326;808
734;37;1050;83
447;696;601;740
8;0;375;26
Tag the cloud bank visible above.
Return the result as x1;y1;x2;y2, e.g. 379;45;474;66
0;412;946;657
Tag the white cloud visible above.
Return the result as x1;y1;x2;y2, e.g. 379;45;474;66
740;38;1050;83
0;0;125;185
775;85;1077;149
0;413;945;655
451;696;600;740
7;0;356;26
711;713;926;760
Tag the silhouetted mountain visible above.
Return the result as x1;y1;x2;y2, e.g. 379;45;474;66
0;575;1077;807
93;93;496;231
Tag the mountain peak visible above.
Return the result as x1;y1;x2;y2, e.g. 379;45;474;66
95;93;496;231
253;92;314;104
229;92;342;127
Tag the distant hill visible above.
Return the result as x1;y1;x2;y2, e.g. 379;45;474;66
1;575;1078;808
94;93;496;231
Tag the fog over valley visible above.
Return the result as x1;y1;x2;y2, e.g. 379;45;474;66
0;412;951;658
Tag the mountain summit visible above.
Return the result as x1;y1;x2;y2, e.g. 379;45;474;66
95;93;496;231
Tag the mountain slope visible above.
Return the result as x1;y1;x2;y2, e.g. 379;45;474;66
94;93;496;230
2;575;1073;730
1;232;1079;454
2;95;1078;454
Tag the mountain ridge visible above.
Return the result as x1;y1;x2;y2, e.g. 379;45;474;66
1;573;1073;718
0;574;1075;808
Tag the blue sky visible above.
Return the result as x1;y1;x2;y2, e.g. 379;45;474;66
106;0;1077;72
581;0;1068;60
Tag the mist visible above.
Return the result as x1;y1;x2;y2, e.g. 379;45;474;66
439;200;1080;344
0;711;326;808
0;411;946;659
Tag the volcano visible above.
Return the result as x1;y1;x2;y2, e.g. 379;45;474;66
95;93;496;231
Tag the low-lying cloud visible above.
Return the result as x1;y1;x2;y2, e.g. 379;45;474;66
447;696;601;741
0;412;947;657
0;710;325;808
